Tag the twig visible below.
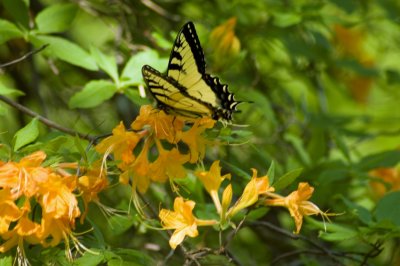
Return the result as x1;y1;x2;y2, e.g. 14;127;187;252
249;220;343;265
0;44;49;68
140;0;180;21
223;213;248;249
271;249;325;265
0;95;96;141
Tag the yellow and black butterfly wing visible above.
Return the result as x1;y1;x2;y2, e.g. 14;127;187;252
167;22;220;107
142;65;214;118
166;22;240;121
142;22;240;121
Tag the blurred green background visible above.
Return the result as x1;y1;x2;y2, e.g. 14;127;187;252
1;0;400;265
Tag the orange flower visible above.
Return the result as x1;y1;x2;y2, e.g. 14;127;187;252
159;197;217;249
181;117;215;163
210;17;241;69
0;151;50;198
78;161;109;221
126;141;152;193
264;182;325;234
149;146;189;183
0;189;22;234
96;122;141;170
131;105;185;143
369;167;400;199
333;24;375;103
37;173;80;221
0;201;41;254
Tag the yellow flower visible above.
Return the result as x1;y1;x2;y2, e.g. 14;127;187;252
78;161;109;222
0;201;41;254
37;173;80;221
0;151;51;198
131;105;185;143
181;117;215;163
96;122;141;170
196;160;231;214
0;189;22;234
149;146;189;182
159;197;217;249
264;182;325;234
227;169;273;218
127;141;152;193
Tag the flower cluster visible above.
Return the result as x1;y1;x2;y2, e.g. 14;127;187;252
369;167;400;199
333;24;375;103
159;161;330;249
95;105;215;193
0;151;108;260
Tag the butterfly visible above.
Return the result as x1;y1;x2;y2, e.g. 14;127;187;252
142;22;240;122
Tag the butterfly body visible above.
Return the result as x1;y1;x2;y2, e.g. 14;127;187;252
142;22;240;121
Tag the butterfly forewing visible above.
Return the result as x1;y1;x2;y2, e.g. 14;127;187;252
142;65;213;118
167;22;220;108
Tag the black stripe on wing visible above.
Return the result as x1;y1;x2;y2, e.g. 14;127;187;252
168;21;206;75
204;74;240;112
142;65;215;115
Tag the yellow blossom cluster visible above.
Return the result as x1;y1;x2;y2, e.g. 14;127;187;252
0;151;108;258
95;105;215;193
159;161;330;249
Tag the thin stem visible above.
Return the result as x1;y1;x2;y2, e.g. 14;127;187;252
0;44;49;68
0;95;96;141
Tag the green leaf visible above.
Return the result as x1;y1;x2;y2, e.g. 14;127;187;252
273;168;303;191
74;250;105;266
106;248;154;266
307;219;358;241
284;133;311;167
375;191;400;227
35;3;78;34
0;82;24;97
124;87;149;106
340;196;372;225
90;46;119;83
121;50;168;85
319;228;358;242
0;105;7;116
273;12;302;28
33;35;98;70
333;132;351;161
13;118;40;151
151;31;173;50
2;0;29;29
0;254;13;266
267;160;275;184
357;150;400;171
69;80;117;108
0;19;24;44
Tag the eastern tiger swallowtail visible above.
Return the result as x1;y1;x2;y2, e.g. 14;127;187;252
142;22;240;121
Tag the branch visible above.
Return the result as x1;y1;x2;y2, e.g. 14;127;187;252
249;221;343;265
140;0;180;21
0;95;96;141
0;44;49;68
